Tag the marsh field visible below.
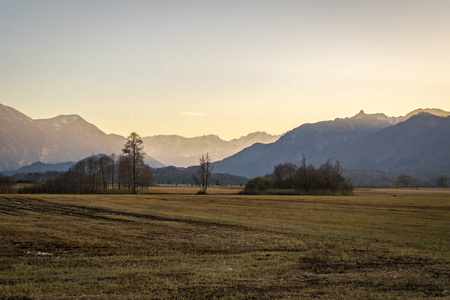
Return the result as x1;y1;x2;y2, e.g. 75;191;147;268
0;188;449;299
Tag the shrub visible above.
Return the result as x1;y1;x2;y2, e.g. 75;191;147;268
241;176;273;195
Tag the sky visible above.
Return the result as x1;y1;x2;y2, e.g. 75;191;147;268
1;0;449;140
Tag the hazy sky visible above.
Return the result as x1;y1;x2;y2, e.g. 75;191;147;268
1;0;449;140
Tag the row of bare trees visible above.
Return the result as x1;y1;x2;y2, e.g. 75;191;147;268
20;133;153;194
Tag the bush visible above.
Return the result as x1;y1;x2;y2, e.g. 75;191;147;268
241;176;273;194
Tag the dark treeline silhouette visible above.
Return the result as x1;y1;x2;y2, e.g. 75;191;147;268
0;173;15;193
152;166;247;186
242;157;353;195
12;171;64;183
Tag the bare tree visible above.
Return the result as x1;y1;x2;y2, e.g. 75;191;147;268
397;174;412;188
86;155;97;193
98;155;110;191
122;132;145;194
272;162;298;189
118;155;131;190
436;174;449;187
295;155;309;192
192;153;214;194
136;164;153;189
109;153;116;189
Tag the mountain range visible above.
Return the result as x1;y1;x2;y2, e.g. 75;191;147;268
0;103;279;172
142;132;278;167
214;109;450;182
2;103;449;184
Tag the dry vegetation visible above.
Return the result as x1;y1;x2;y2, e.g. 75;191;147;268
0;189;449;299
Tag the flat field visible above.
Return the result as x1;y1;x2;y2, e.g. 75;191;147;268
0;189;449;299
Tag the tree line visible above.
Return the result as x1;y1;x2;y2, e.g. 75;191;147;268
242;157;354;195
393;173;449;189
20;133;153;194
0;173;15;193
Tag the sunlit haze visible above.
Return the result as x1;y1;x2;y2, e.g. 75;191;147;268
1;0;449;140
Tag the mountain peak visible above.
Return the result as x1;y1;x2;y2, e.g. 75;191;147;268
403;108;450;120
51;114;81;123
350;110;393;123
351;108;450;122
36;114;83;131
407;111;444;122
353;109;376;118
0;103;34;124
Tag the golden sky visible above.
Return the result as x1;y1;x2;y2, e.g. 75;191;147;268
1;0;449;140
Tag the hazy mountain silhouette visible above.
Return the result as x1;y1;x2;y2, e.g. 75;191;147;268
2;103;448;176
34;114;126;163
142;132;279;167
338;113;450;171
0;104;165;171
3;161;75;176
214;110;450;178
0;104;52;171
0;103;278;171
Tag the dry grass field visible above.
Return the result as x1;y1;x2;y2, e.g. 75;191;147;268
0;188;449;299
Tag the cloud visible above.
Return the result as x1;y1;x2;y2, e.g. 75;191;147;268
178;111;205;117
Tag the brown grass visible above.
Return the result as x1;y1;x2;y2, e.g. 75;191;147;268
146;184;243;195
0;189;449;299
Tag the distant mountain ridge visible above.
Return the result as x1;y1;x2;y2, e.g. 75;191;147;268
3;161;75;176
0;103;279;171
338;113;450;171
214;109;450;179
0;104;165;171
142;131;279;167
1;103;448;177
